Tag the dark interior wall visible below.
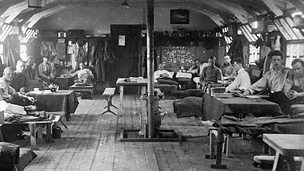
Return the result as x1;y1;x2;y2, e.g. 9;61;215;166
35;6;217;35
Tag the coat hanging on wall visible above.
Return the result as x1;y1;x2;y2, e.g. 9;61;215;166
3;35;21;68
228;36;247;61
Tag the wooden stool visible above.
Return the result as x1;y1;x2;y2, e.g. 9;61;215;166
206;127;232;159
101;88;117;115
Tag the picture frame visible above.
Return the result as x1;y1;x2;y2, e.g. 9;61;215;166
170;9;189;24
28;0;45;8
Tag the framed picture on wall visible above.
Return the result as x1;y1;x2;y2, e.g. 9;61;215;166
28;0;45;8
170;9;189;24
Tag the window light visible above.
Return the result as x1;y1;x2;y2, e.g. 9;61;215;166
251;21;258;29
273;19;292;40
279;18;297;40
291;11;304;18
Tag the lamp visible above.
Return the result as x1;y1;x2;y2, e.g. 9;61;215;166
121;0;130;8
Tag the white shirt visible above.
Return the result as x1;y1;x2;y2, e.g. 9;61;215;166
225;68;251;92
199;63;209;76
249;68;289;94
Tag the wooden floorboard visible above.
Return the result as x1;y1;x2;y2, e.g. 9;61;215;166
23;94;263;171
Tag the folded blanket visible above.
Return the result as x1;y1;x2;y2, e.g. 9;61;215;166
173;97;202;118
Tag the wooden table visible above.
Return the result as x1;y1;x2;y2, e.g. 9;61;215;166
26;90;79;121
1;113;63;150
116;78;147;111
263;134;304;171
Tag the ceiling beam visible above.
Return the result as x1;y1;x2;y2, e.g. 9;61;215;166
188;4;225;26
55;1;193;8
0;0;23;16
261;0;284;16
288;0;304;14
24;5;67;28
1;1;32;23
16;1;59;24
196;0;251;23
274;0;294;9
1;0;28;18
217;0;251;23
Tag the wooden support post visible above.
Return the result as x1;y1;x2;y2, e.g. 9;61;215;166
146;0;155;138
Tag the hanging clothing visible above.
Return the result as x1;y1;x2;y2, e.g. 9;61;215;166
89;42;96;63
56;43;66;60
40;41;57;57
93;40;105;82
103;40;116;62
3;35;20;68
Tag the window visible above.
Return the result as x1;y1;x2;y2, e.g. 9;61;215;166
239;24;260;43
222;27;232;53
0;44;3;64
249;44;260;64
286;43;304;68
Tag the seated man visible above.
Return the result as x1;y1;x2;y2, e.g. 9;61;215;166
10;60;27;93
38;56;55;85
243;50;290;114
0;67;35;106
187;59;201;77
192;60;209;89
24;56;38;81
221;55;236;80
24;59;44;91
0;67;35;141
225;58;251;93
154;64;178;86
284;59;304;107
71;63;95;84
199;56;222;91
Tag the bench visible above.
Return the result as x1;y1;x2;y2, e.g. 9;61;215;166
101;88;118;115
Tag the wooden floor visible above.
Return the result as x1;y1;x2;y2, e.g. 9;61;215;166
22;94;264;171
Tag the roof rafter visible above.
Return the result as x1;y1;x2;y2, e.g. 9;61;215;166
261;0;286;16
24;5;67;28
1;0;27;18
288;0;304;14
196;0;251;23
188;4;225;26
2;1;33;23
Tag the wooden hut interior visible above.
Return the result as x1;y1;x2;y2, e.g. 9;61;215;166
0;0;304;170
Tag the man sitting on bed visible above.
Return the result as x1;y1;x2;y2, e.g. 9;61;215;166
284;59;304;106
243;50;290;114
0;67;36;141
225;58;251;93
71;62;95;85
10;60;28;93
0;67;35;106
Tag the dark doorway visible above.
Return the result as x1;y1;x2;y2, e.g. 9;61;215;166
110;25;143;93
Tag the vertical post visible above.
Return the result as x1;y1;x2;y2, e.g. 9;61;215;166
146;0;155;138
